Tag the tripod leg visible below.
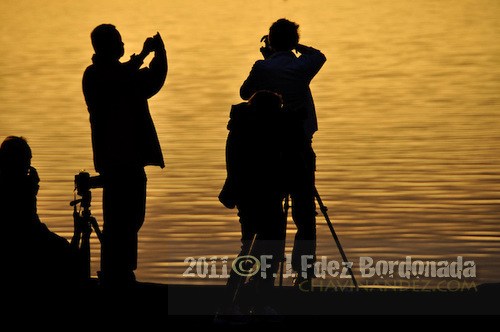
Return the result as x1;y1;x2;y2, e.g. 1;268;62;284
81;222;92;280
279;195;290;287
70;211;82;249
314;186;358;289
89;217;103;243
231;233;258;309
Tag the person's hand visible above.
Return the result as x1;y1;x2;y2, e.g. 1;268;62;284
27;166;40;196
153;32;165;52
260;35;273;59
293;44;311;54
141;37;156;56
27;166;39;181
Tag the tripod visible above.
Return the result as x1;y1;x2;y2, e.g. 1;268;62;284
279;186;358;289
313;186;358;288
70;173;102;280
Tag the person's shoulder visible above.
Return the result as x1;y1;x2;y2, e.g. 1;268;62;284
83;64;98;79
230;102;248;118
251;59;268;69
84;61;97;71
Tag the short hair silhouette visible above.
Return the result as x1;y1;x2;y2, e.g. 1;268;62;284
269;19;300;51
90;24;124;59
248;90;283;113
0;136;32;173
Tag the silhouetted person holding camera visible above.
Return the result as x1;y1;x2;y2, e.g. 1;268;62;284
82;24;167;286
0;136;86;292
240;19;326;284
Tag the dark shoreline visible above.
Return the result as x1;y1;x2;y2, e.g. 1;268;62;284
4;280;497;327
167;282;499;316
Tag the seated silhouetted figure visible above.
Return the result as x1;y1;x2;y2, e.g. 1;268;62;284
0;136;86;292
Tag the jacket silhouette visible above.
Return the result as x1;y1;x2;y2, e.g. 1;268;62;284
82;39;166;173
239;20;326;280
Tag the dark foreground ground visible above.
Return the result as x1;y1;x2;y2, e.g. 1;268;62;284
3;280;498;328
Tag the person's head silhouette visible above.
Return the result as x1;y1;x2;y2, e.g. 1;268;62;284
0;136;32;176
269;19;299;52
248;90;283;114
90;24;125;61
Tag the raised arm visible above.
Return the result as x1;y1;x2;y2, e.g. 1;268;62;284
134;33;168;98
294;44;326;80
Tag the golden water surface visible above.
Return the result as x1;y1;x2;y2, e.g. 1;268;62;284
1;0;499;287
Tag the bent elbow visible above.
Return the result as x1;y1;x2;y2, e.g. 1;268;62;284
240;85;252;100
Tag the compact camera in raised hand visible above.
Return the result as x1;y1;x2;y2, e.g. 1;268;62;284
143;32;164;55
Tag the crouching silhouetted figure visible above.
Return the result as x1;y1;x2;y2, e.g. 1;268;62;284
217;91;287;321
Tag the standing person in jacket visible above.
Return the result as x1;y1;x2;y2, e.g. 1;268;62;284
240;18;326;285
82;24;167;286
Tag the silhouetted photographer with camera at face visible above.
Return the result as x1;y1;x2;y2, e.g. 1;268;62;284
240;19;326;285
82;24;167;287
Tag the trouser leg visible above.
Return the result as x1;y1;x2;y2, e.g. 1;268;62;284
101;169;147;284
290;146;317;277
223;196;284;311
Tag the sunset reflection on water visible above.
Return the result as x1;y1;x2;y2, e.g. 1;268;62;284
0;0;499;287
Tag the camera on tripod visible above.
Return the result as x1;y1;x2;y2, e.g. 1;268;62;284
70;171;103;279
74;171;103;196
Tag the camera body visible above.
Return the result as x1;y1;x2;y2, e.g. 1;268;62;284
75;171;102;196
